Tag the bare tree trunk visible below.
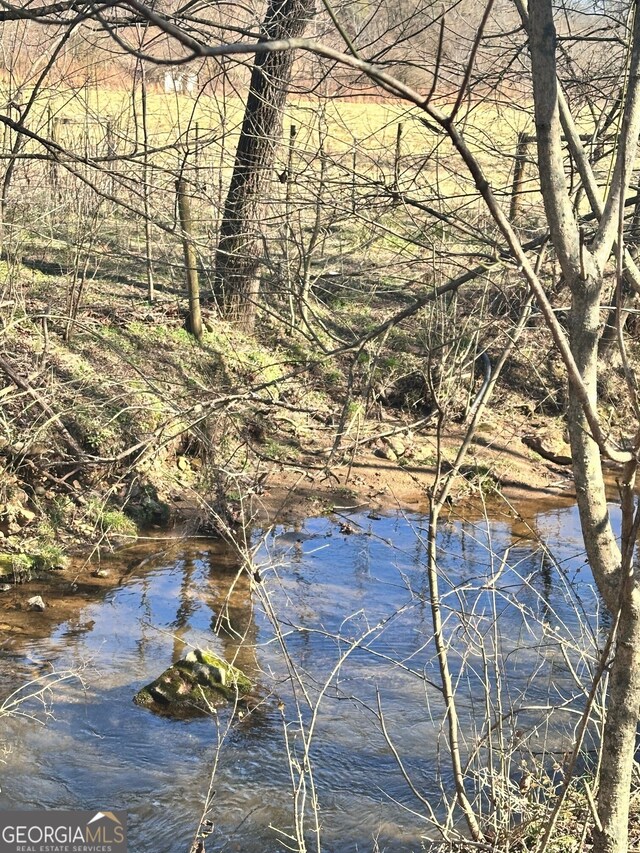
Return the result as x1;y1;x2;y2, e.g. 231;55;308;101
215;0;315;330
566;288;622;610
528;2;640;851
594;592;640;853
140;63;155;303
177;177;203;341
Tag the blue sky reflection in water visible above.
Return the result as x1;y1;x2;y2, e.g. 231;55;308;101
0;503;612;852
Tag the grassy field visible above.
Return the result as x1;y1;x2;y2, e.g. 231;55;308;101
0;80;550;322
0;80;539;210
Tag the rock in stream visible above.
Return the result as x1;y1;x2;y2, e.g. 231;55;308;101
134;649;252;718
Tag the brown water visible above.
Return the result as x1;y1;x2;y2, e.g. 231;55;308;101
0;503;612;852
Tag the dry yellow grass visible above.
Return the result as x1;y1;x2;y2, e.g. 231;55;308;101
4;76;620;243
13;82;531;162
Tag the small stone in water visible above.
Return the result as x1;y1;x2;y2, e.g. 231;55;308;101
27;595;45;612
91;568;110;578
0;583;12;592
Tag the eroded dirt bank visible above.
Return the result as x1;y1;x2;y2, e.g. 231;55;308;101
1;270;603;589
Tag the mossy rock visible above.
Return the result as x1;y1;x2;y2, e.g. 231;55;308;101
0;553;36;582
133;649;252;718
32;546;68;571
125;484;170;528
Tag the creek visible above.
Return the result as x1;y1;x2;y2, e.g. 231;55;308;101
0;501;612;852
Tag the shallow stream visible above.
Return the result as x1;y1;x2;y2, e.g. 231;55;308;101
0;502;612;852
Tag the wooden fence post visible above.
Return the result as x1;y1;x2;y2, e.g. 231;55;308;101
47;106;59;196
194;122;201;186
509;131;529;221
351;142;357;214
393;122;403;192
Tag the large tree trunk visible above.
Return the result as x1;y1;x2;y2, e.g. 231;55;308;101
567;286;622;611
215;0;314;330
528;1;640;851
593;591;640;853
566;281;638;853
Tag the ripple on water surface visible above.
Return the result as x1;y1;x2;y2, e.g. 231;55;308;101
0;505;606;852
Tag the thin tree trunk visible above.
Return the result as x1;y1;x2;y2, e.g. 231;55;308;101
177;177;203;341
284;121;296;331
140;64;154;303
427;497;483;843
215;0;315;330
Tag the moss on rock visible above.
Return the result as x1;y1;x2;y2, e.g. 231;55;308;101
125;484;170;527
0;545;67;581
134;648;252;718
0;553;36;582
